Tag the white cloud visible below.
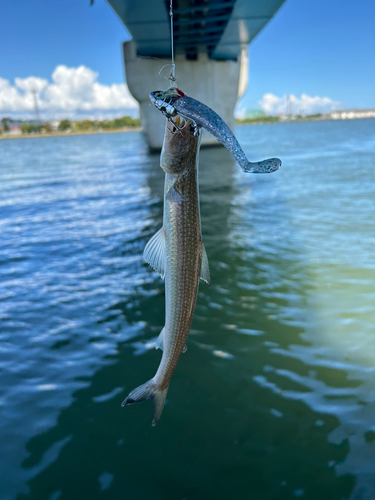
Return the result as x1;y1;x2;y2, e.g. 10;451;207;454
259;93;339;116
0;65;139;119
15;76;48;94
234;103;247;120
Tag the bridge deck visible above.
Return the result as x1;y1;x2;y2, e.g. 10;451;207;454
107;0;286;61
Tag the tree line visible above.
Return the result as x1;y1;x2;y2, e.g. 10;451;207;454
1;116;141;135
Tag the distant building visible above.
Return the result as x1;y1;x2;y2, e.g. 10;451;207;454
8;125;22;135
0;118;45;135
50;120;60;131
330;109;375;120
246;110;266;119
0;119;22;135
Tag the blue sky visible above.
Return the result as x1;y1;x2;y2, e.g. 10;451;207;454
1;0;374;118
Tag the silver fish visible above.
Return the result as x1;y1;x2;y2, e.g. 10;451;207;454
149;88;281;174
122;116;209;426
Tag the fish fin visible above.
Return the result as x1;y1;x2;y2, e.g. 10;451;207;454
122;378;169;427
152;386;169;426
143;227;166;278
200;244;210;285
156;328;185;353
166;185;186;202
155;327;165;351
244;158;281;174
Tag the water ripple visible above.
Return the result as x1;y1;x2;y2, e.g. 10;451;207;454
1;124;375;499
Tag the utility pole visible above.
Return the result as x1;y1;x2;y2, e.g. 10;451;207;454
32;90;41;123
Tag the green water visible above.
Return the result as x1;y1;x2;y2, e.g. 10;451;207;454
1;119;375;499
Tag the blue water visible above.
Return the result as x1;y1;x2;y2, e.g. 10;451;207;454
1;120;375;500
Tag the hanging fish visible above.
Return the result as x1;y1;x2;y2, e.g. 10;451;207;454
149;88;281;174
122;116;209;426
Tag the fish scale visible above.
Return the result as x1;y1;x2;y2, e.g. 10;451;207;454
158;168;202;389
122;116;209;425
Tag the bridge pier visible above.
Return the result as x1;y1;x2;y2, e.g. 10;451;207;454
123;40;248;151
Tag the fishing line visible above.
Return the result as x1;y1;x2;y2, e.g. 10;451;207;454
169;0;177;88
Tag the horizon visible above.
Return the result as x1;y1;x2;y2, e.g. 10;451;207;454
2;97;375;124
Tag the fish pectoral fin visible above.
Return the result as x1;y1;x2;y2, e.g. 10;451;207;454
200;244;210;285
143;227;166;278
183;344;187;353
155;327;165;351
166;184;186;202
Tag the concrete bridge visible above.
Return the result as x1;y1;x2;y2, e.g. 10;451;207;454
106;0;286;149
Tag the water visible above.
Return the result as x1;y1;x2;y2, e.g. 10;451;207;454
1;119;374;500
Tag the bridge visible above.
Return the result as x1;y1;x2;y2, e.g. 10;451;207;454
106;0;286;149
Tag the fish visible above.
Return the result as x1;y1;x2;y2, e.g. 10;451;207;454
122;115;209;426
149;88;281;174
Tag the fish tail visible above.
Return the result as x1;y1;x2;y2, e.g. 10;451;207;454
122;378;169;426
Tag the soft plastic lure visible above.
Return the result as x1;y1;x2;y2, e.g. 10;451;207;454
150;88;281;174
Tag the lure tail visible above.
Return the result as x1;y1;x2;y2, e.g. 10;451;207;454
244;157;281;174
122;378;169;426
163;93;282;174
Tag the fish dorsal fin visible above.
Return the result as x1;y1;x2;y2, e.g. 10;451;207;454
143;227;166;278
200;244;210;285
155;327;165;351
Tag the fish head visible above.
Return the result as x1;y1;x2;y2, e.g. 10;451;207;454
149;90;180;118
160;115;200;174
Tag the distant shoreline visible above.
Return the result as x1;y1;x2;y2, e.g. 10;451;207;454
0;127;142;141
2;115;374;141
236;115;375;126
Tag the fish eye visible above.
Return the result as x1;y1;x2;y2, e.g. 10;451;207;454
160;106;167;114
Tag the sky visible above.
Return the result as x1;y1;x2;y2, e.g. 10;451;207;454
1;0;375;120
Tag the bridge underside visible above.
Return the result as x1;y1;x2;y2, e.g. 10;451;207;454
105;0;285;149
107;0;286;61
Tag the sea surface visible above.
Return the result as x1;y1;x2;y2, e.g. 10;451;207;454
1;119;375;500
